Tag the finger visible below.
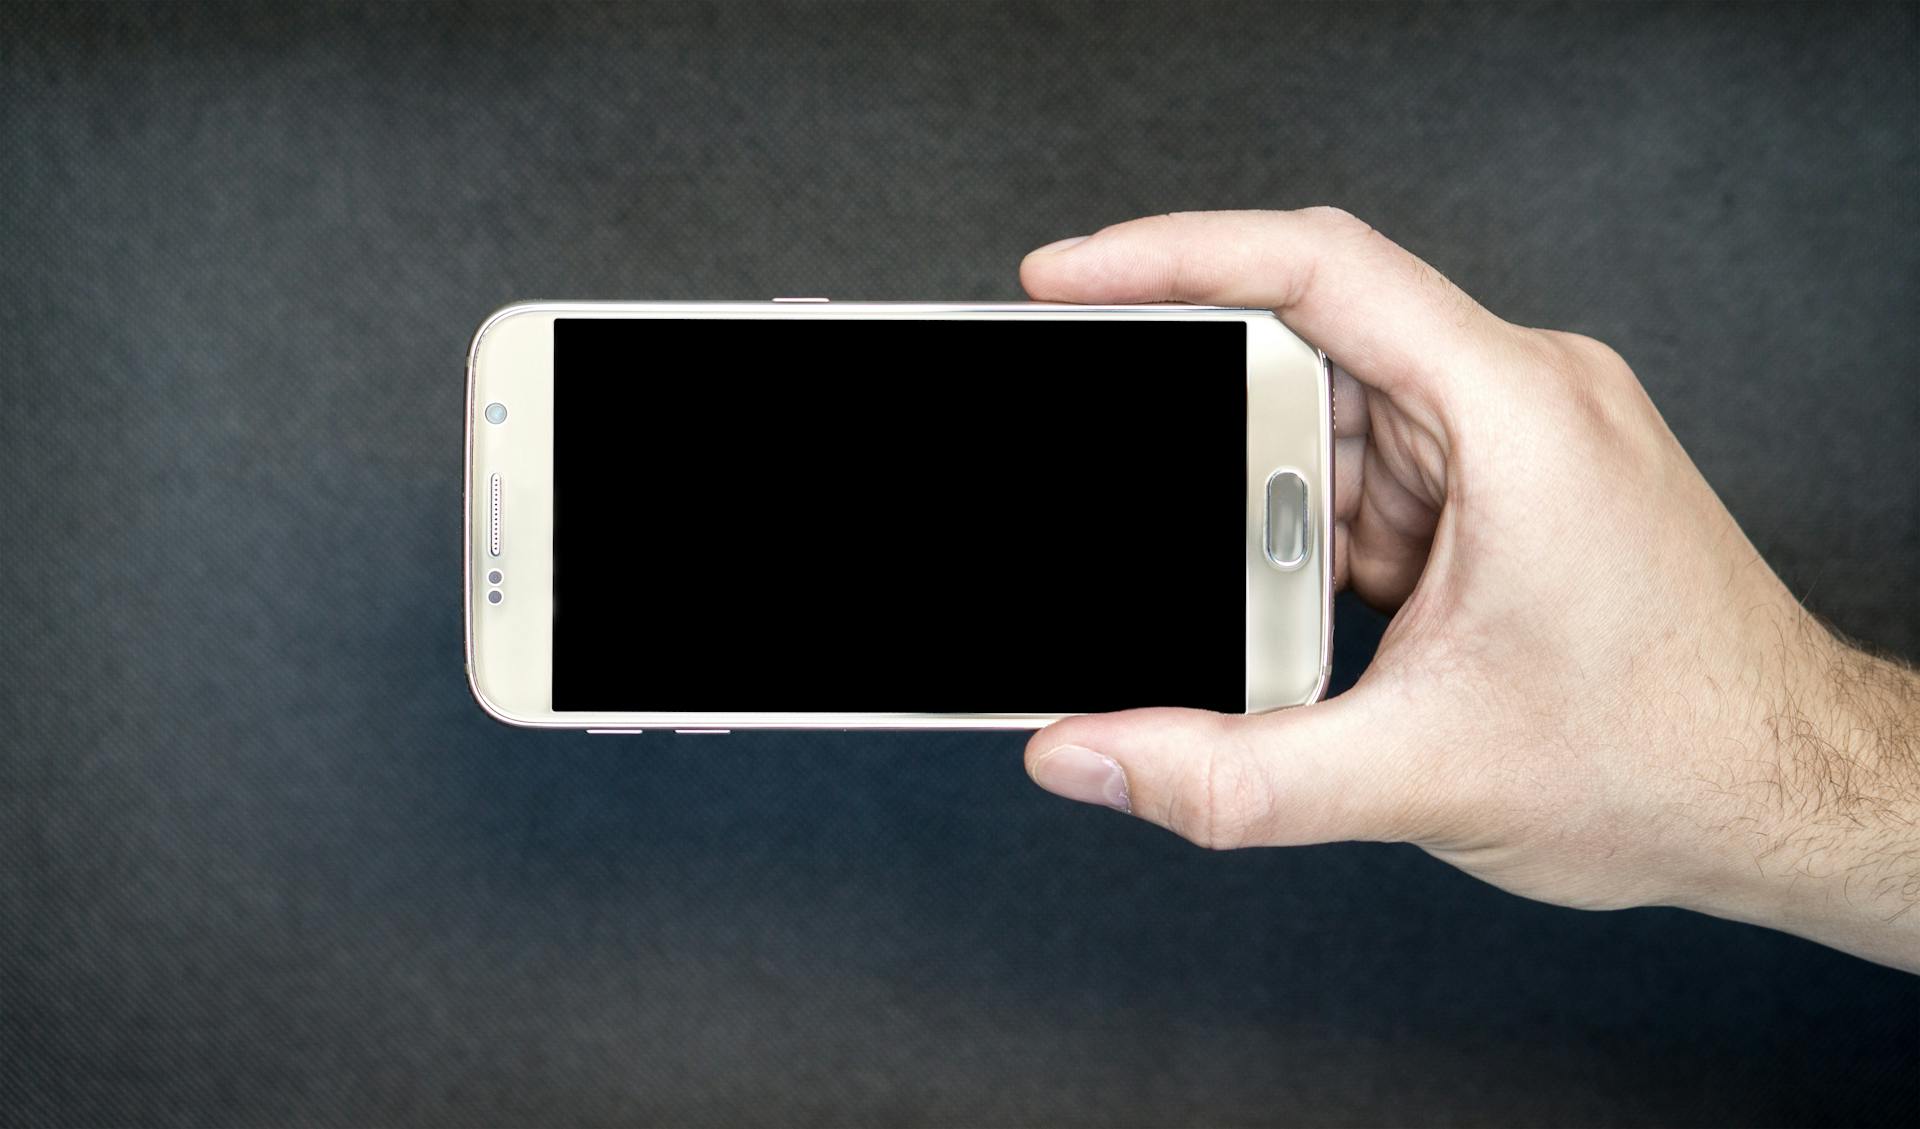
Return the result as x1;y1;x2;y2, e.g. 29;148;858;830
1332;363;1369;439
1022;208;1522;404
1024;693;1425;849
1347;443;1438;607
1334;436;1365;525
1332;521;1351;592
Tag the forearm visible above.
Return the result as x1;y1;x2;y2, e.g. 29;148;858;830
1690;631;1920;970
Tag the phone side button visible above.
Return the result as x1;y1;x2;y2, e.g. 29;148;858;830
674;729;731;735
588;728;646;735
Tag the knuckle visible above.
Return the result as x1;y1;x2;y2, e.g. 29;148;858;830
1527;329;1658;443
1298;204;1373;238
1550;330;1632;379
1171;730;1277;851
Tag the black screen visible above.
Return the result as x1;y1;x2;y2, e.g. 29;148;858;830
552;318;1245;713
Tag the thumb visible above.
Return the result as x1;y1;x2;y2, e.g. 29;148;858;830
1024;692;1427;849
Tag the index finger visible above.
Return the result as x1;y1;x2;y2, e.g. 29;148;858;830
1020;208;1520;403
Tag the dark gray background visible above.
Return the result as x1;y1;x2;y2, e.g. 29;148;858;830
4;3;1916;1126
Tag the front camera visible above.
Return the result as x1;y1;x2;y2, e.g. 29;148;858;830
485;402;508;424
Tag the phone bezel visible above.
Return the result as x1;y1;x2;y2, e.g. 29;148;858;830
465;301;1332;730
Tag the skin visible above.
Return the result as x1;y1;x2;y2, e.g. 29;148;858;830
1019;208;1920;973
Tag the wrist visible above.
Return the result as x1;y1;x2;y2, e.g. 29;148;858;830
1683;627;1920;970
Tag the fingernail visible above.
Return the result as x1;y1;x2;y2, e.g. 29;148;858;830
1028;235;1089;256
1030;745;1131;813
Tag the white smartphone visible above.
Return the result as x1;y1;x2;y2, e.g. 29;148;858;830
466;301;1332;731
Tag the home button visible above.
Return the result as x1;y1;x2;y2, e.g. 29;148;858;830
1264;470;1310;570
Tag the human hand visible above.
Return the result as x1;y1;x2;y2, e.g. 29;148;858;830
1020;209;1920;972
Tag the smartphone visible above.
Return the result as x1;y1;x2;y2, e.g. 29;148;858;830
465;301;1332;731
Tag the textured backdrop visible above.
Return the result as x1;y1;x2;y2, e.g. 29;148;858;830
3;3;1916;1126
